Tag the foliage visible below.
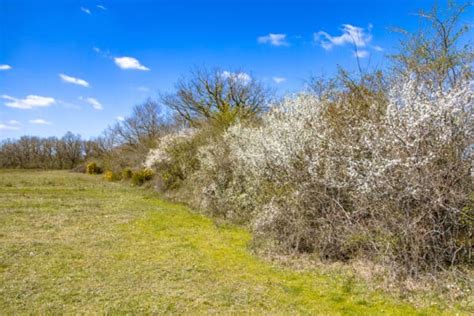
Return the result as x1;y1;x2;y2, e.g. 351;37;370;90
198;77;473;275
144;128;201;190
131;168;154;186
103;170;121;182
86;162;102;175
122;167;133;180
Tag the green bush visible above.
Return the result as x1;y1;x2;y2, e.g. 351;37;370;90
122;168;133;180
103;170;121;182
86;162;102;175
131;168;154;186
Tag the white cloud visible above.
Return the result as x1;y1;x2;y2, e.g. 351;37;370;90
81;7;91;14
372;45;383;52
97;5;107;10
79;96;103;110
0;120;20;130
29;119;51;125
1;95;55;109
354;50;369;58
114;57;150;71
258;33;288;46
315;24;372;50
93;46;112;59
273;76;286;84
221;71;251;84
116;116;125;121
0;64;12;70
59;73;90;87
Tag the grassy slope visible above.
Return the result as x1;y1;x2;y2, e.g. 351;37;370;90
0;170;457;314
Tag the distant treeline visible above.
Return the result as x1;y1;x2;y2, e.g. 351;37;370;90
0;132;104;169
0;99;167;170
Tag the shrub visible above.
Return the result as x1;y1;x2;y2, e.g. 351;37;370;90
131;168;154;186
198;77;473;275
122;168;133;180
103;170;121;182
86;162;102;175
144;128;201;190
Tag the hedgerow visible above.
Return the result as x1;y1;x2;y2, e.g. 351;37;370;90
193;77;473;275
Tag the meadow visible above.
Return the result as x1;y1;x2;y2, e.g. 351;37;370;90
0;169;461;314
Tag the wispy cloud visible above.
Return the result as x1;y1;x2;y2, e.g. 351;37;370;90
137;86;150;92
1;95;55;109
59;73;90;87
29;119;51;125
93;46;112;59
354;50;369;58
0;64;12;71
221;71;251;84
116;116;125;121
273;76;286;84
81;7;91;14
79;96;103;110
97;5;107;10
315;24;372;51
0;120;21;130
372;45;383;52
114;57;150;71
258;33;288;46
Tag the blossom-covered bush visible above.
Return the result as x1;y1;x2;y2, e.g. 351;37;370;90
144;128;201;190
198;77;473;274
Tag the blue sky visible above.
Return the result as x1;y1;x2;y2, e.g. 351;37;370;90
0;0;470;139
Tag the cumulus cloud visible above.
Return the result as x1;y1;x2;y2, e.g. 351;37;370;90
0;64;12;70
79;96;103;110
114;57;150;71
81;7;91;14
116;116;125;121
221;71;251;84
1;95;55;109
29;119;51;125
315;24;372;51
273;77;286;84
59;74;90;87
258;33;288;46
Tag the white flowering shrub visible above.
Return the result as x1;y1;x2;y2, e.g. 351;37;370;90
144;128;199;190
198;77;473;274
144;128;196;169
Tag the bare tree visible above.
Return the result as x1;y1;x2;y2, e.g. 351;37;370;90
391;1;472;91
111;99;168;150
162;67;270;128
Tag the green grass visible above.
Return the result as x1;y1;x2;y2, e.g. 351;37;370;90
0;170;459;314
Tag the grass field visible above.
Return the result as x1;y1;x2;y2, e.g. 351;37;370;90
0;170;460;314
